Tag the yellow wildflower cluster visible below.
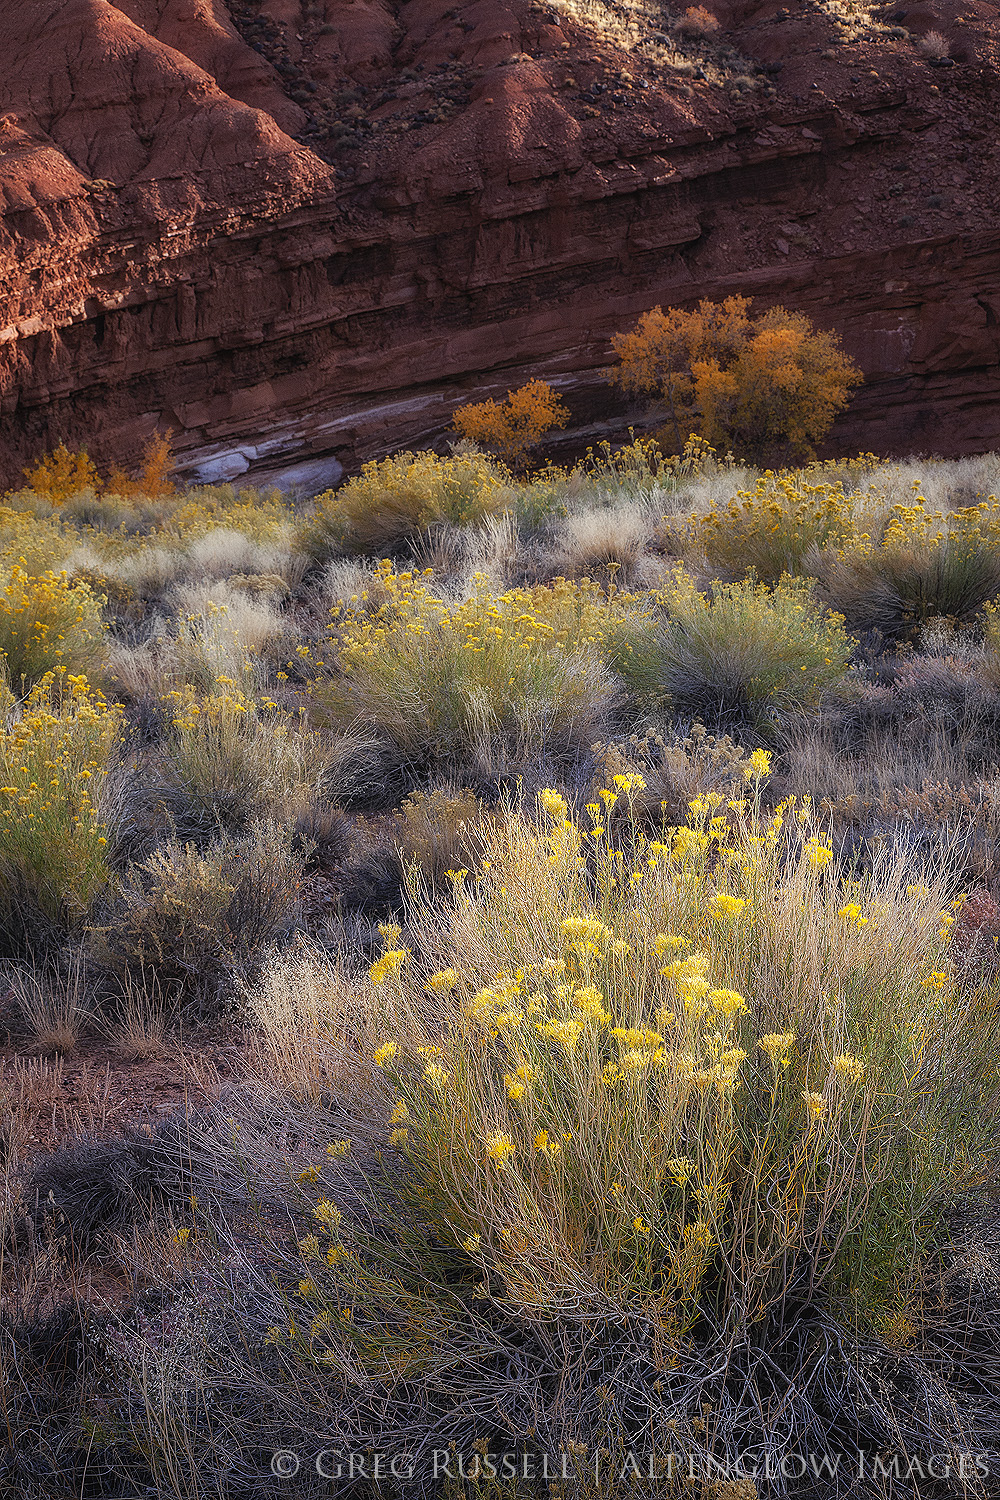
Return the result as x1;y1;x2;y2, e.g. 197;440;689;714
0;563;106;689
0;670;120;917
338;785;965;1341
691;474;853;583
370;950;408;986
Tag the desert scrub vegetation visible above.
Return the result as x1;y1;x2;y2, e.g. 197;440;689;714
0;670;120;943
6;439;1000;1498
615;570;854;730
308;563;638;774
52;781;1000;1497
0;562;108;690
815;495;1000;642
303;449;518;560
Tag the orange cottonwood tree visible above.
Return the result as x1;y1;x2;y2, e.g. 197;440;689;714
609;296;862;462
452;379;570;470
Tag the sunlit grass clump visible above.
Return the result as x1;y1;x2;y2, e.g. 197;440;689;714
817;494;1000;641
311;563;638;764
303;450;515;559
616;568;853;727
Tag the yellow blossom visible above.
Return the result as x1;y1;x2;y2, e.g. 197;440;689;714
831;1054;865;1084
802;1090;827;1119
539;788;568;820
803;836;834;868
486;1132;515;1164
373;1041;398;1067
537;1017;585;1052
313;1200;342;1232
710;892;747;918
758;1032;795;1063
560;915;611;947
533;1129;561;1154
369;949;408;985
744;749;772;781
426;967;460;992
708;988;747;1018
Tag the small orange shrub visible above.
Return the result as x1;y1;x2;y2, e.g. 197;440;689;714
23;444;101;505
106;432;176;498
452;379;570;470
676;5;720;37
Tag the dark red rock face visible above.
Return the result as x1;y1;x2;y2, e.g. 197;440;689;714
1;0;998;487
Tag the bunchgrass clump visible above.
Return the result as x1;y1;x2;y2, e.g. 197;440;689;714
817;496;1000;642
159;683;321;835
310;564;632;771
615;569;854;729
302;450;515;559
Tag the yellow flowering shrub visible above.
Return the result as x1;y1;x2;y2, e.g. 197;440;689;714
164;487;288;545
162;683;321;833
0;564;108;690
310;564;632;761
0;506;75;575
285;773;998;1388
818;494;1000;641
0;670;120;921
302;450;514;559
678;473;853;582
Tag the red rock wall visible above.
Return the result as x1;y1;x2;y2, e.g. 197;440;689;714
1;0;998;488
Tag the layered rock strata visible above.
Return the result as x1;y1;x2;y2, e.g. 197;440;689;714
1;0;998;487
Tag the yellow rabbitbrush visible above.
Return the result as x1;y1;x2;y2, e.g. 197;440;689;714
0;563;107;690
0;670;120;922
310;563;644;763
287;766;1000;1383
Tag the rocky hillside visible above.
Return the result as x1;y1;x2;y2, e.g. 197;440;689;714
0;0;998;487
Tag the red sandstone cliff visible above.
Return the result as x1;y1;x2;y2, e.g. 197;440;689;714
0;0;998;488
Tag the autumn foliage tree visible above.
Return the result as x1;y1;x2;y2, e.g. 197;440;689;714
23;444;102;505
610;296;862;463
451;379;570;470
22;432;176;504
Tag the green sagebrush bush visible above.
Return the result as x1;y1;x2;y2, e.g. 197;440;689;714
90;825;303;1013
